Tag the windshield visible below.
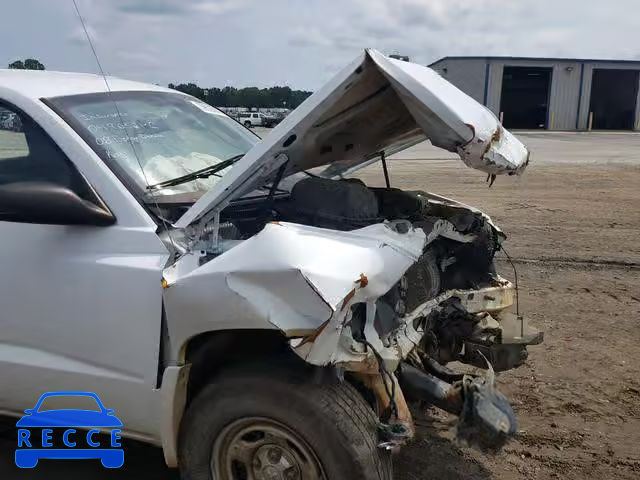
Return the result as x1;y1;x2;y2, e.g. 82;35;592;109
46;91;259;201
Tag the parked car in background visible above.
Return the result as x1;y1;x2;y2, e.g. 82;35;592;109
238;111;265;128
262;113;284;127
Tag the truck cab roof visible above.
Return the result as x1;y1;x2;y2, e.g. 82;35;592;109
0;69;169;100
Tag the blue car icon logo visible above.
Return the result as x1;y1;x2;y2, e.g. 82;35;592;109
15;391;124;468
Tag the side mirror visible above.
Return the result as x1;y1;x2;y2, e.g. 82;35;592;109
0;182;115;226
23;409;33;415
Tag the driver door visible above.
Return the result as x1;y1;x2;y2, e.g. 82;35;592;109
0;101;169;437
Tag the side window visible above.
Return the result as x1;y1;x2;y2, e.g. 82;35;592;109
0;104;84;193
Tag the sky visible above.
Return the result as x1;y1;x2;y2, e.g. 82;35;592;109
1;0;638;90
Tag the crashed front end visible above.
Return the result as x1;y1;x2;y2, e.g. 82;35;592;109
162;49;542;452
164;194;542;452
271;188;542;451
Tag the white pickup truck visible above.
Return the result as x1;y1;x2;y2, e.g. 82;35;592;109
0;50;539;479
238;111;266;128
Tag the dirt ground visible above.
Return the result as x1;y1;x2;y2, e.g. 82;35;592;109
1;133;639;479
358;158;640;480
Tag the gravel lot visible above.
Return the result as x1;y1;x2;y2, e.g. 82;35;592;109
2;131;639;479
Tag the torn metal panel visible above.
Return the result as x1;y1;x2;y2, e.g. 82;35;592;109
378;279;515;364
411;190;506;237
457;124;530;176
366;50;530;176
425;218;476;244
401;278;515;322
162;221;426;361
175;49;529;230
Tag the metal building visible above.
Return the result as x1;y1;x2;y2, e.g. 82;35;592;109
429;56;640;131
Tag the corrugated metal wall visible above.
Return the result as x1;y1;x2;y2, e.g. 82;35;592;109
486;63;502;114
429;59;486;104
430;57;640;131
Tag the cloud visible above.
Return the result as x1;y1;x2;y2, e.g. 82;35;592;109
117;50;164;69
113;0;245;16
288;28;332;48
66;25;99;46
283;0;527;69
2;0;639;90
194;0;250;15
116;0;189;16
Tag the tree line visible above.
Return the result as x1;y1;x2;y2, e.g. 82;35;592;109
168;83;312;109
7;58;312;109
8;58;46;70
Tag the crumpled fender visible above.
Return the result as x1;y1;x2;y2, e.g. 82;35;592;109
162;221;426;362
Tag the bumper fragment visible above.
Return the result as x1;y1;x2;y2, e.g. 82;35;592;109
399;362;517;451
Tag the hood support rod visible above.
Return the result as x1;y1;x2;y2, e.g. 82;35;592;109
380;151;391;188
263;159;289;222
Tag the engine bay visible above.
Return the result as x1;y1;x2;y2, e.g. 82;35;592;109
159;176;539;371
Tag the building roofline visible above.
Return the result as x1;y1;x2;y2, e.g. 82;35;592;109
429;56;640;67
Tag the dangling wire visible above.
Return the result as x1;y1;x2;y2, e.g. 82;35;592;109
499;244;519;317
365;341;398;420
71;0;177;251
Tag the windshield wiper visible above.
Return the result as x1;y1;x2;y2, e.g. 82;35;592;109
146;154;244;191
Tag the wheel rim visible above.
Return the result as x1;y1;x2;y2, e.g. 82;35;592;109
211;417;327;480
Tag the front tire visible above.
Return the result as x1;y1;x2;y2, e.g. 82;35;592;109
178;366;392;480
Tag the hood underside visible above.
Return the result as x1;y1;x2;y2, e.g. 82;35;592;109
176;49;529;229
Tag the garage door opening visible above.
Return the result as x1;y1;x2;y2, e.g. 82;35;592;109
500;66;552;129
588;69;639;130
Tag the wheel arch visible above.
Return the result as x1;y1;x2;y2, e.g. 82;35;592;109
182;329;299;405
159;328;301;468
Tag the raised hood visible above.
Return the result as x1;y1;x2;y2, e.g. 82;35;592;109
175;49;529;229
